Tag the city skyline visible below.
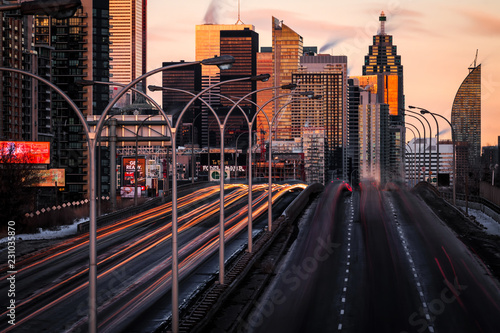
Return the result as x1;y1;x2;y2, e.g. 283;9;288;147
148;0;500;146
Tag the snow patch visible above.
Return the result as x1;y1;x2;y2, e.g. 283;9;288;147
0;218;88;244
467;208;500;237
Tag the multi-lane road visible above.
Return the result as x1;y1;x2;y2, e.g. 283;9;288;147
246;181;500;333
0;183;305;332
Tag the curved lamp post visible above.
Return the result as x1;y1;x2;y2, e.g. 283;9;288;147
406;123;422;182
406;114;427;182
415;108;456;205
76;79;166;208
0;66;96;333
82;55;235;333
409;105;440;191
405;126;418;187
405;109;433;183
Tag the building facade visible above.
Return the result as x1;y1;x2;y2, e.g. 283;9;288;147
272;17;303;141
451;63;481;169
362;11;405;182
34;0;111;200
292;54;347;181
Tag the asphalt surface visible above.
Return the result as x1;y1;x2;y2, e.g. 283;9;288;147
244;181;500;333
0;184;302;332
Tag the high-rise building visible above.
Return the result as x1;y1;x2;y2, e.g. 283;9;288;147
256;48;273;149
0;13;42;141
292;54;347;181
195;23;258;148
451;63;481;168
33;0;111;200
272;17;303;141
161;62;202;147
110;0;145;100
362;11;405;181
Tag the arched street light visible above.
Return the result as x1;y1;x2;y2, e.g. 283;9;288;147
405;126;418;187
76;79;167;208
406;114;427;182
404;109;432;183
413;107;456;205
406;123;422;182
75;55;234;333
409;105;441;191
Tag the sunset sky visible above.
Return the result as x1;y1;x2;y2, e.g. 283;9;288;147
147;0;500;146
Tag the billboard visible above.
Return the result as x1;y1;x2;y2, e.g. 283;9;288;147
0;141;50;164
123;157;146;187
33;169;66;187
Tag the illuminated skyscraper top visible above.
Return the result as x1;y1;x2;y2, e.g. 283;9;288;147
362;11;404;117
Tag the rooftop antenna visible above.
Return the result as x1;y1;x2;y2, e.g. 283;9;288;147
469;49;478;71
235;0;244;24
379;11;386;35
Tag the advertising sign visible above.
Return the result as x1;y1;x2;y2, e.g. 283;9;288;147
0;141;50;164
123;157;146;187
33;169;65;187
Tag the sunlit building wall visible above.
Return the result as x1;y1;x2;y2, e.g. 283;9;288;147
292;54;347;181
256;49;273;149
451;63;481;168
272;17;303;141
195;23;255;149
110;0;145;95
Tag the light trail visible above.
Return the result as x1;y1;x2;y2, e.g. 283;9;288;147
2;183;304;331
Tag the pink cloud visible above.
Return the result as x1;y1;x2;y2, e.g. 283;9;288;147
456;8;500;35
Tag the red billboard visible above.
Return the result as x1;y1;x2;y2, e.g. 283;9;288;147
123;157;146;187
0;141;50;164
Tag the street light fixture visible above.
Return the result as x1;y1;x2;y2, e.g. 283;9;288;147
404;108;432;183
405;113;427;182
406;123;422;182
410;105;441;191
0;0;82;19
414;107;456;205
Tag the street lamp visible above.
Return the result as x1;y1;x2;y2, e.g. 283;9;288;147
76;79;166;208
416;108;456;205
405;126;418;187
404;109;433;183
406;123;422;182
409;105;440;191
405;114;427;182
0;0;82;19
91;55;235;333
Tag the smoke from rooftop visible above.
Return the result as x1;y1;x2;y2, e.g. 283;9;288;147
203;0;225;24
319;38;344;54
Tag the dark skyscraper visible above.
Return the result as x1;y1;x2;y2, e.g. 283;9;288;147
451;62;481;168
362;11;405;181
161;62;202;146
34;1;111;199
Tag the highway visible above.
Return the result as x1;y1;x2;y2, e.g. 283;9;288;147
246;181;500;333
0;183;305;332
